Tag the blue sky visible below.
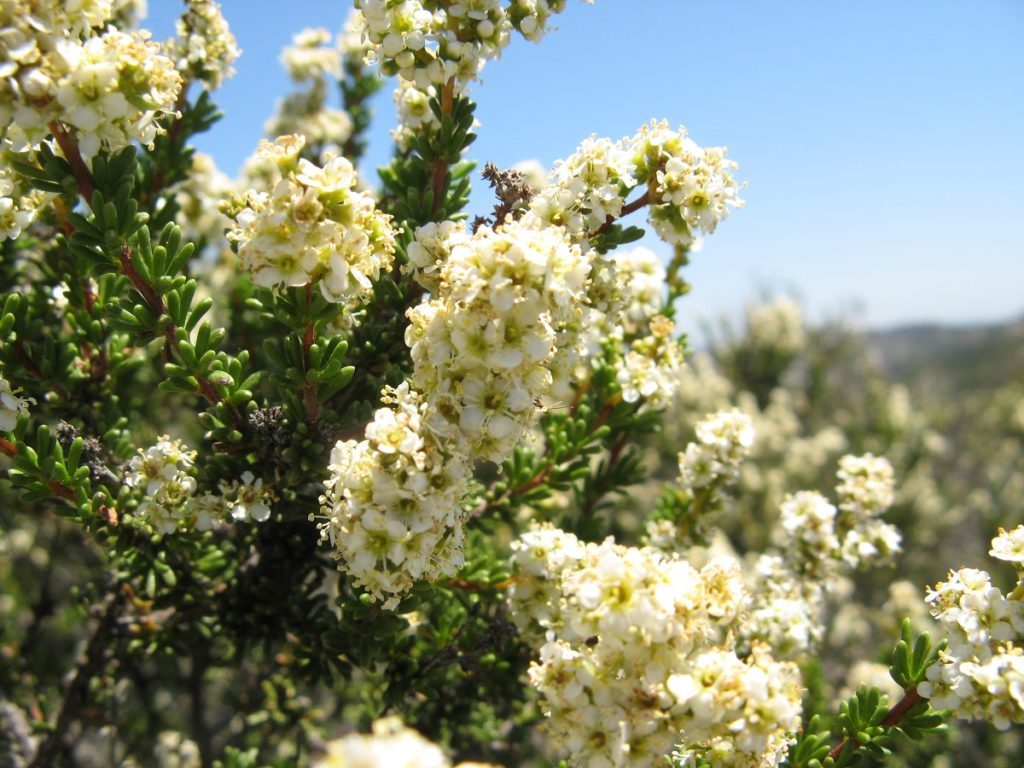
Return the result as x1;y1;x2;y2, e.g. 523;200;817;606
146;1;1024;331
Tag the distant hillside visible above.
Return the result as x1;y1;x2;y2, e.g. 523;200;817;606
868;315;1024;396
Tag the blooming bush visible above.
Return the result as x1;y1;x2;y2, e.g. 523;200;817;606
0;2;1021;767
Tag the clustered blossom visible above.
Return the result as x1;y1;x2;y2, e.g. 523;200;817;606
170;0;240;91
508;525;802;768
0;1;182;159
312;716;498;768
0;374;33;432
835;453;901;566
634;120;744;247
526;121;742;250
528;135;635;237
321;218;591;605
355;0;590;90
570;246;684;409
679;409;755;491
264;29;353;159
0;162;48;240
406;218;589;461
742;454;901;659
391;78;440;151
918;526;1024;730
281;28;342;82
644;410;754;549
318;383;471;606
125;438;275;533
773;454;900;575
740;553;824;660
614;314;686;407
124;437;200;534
226;135;396;306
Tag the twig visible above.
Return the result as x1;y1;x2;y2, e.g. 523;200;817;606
28;584;124;768
118;243;245;428
827;688;923;762
48;121;96;205
588;190;651;238
429;80;456;218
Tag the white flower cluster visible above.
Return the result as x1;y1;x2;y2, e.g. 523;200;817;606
644;410;754;550
321;218;590;606
226;135;396;306
406;218;589;461
741;553;824;660
355;0;589;90
265;29;353;158
391;78;440;152
775;454;899;574
125;438;275;533
312;716;498;768
0;374;33;432
919;526;1024;730
529;135;636;236
508;0;585;42
635;120;744;247
318;383;471;607
582;247;686;409
0;161;47;240
282;28;342;82
526;121;742;248
679;409;755;497
743;455;900;659
170;0;240;91
614;313;686;408
124;437;200;534
0;1;182;158
834;453;901;566
508;525;802;768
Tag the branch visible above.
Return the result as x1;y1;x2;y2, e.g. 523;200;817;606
27;584;124;768
118;243;244;428
827;688;924;762
588;190;651;238
48;121;96;205
429;80;456;218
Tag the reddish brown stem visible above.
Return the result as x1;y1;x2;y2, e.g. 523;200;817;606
827;688;924;761
118;243;165;315
447;577;517;592
49;481;77;502
51;198;76;237
429;80;456;217
470;392;622;519
0;436;15;457
118;244;244;426
49;121;96;205
589;190;651;238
